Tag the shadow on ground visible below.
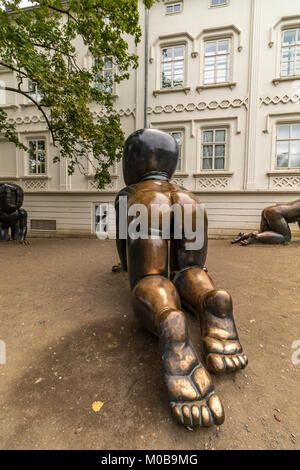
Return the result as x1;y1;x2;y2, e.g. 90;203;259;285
0;239;299;449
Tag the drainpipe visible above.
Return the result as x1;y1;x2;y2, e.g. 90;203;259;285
144;6;149;129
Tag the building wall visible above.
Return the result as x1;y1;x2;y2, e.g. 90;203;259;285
0;0;300;238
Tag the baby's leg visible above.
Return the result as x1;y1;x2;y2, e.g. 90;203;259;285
129;238;224;428
232;210;271;245
0;222;9;241
241;211;290;245
173;268;248;374
170;231;247;375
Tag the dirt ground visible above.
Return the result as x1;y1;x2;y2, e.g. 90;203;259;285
0;238;299;450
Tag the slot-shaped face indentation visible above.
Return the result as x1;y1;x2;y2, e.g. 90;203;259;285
8;189;17;206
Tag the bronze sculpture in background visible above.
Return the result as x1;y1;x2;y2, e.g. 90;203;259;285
114;129;248;428
232;199;300;245
0;183;28;244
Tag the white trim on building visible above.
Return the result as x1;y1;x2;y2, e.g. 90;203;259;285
0;0;300;238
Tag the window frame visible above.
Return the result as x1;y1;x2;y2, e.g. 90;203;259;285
201;128;228;171
94;203;109;235
209;0;228;8
165;2;183;15
280;28;300;78
28;79;43;103
94;56;114;94
168;130;184;173
160;44;186;90
275;123;300;169
27;138;47;175
203;37;231;85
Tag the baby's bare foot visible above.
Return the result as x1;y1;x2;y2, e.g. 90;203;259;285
231;232;250;244
200;291;248;375
160;309;225;428
166;364;224;427
203;336;248;374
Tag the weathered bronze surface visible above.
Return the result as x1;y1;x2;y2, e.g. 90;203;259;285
0;183;28;243
115;129;247;428
232;199;300;245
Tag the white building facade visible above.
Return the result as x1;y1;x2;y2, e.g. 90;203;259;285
0;0;300;237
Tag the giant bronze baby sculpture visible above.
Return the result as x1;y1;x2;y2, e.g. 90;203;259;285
232;199;300;245
114;129;248;428
0;183;28;243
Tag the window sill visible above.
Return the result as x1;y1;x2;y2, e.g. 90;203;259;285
173;172;189;177
153;87;191;97
196;82;236;92
20;102;41;108
0;176;20;180
23;175;50;179
267;170;300;176
85;174;118;179
193;171;233;177
0;104;18;110
165;12;182;17
209;4;229;9
272;76;300;85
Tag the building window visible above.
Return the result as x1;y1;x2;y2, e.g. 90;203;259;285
281;29;300;77
28;139;46;174
210;0;228;6
169;131;183;172
204;39;230;84
276;124;300;168
166;2;182;14
94;203;109;234
202;129;227;170
161;45;184;89
95;57;113;93
28;79;43;102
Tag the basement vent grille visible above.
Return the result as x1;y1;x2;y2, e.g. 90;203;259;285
30;219;56;231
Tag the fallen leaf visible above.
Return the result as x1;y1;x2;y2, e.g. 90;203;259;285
92;401;104;413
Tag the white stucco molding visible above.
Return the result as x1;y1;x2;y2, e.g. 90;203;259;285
196;82;237;93
194;25;242;56
147;97;248;116
153;87;191;97
260;93;300;107
263;111;300;134
269;15;300;48
272;76;300;86
150;116;241;139
149;32;194;63
150;32;194;93
268;173;300;191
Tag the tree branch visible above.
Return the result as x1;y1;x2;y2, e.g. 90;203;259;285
47;5;78;24
3;86;56;146
0;61;28;78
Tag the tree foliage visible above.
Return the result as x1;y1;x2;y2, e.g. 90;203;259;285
0;0;154;187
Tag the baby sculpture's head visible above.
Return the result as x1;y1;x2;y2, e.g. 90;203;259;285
123;129;179;186
0;183;24;214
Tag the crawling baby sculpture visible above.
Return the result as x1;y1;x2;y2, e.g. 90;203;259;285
114;129;248;428
232;199;300;245
0;183;28;243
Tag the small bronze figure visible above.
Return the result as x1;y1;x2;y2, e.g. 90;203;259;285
0;183;28;243
232;199;300;245
115;129;247;428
